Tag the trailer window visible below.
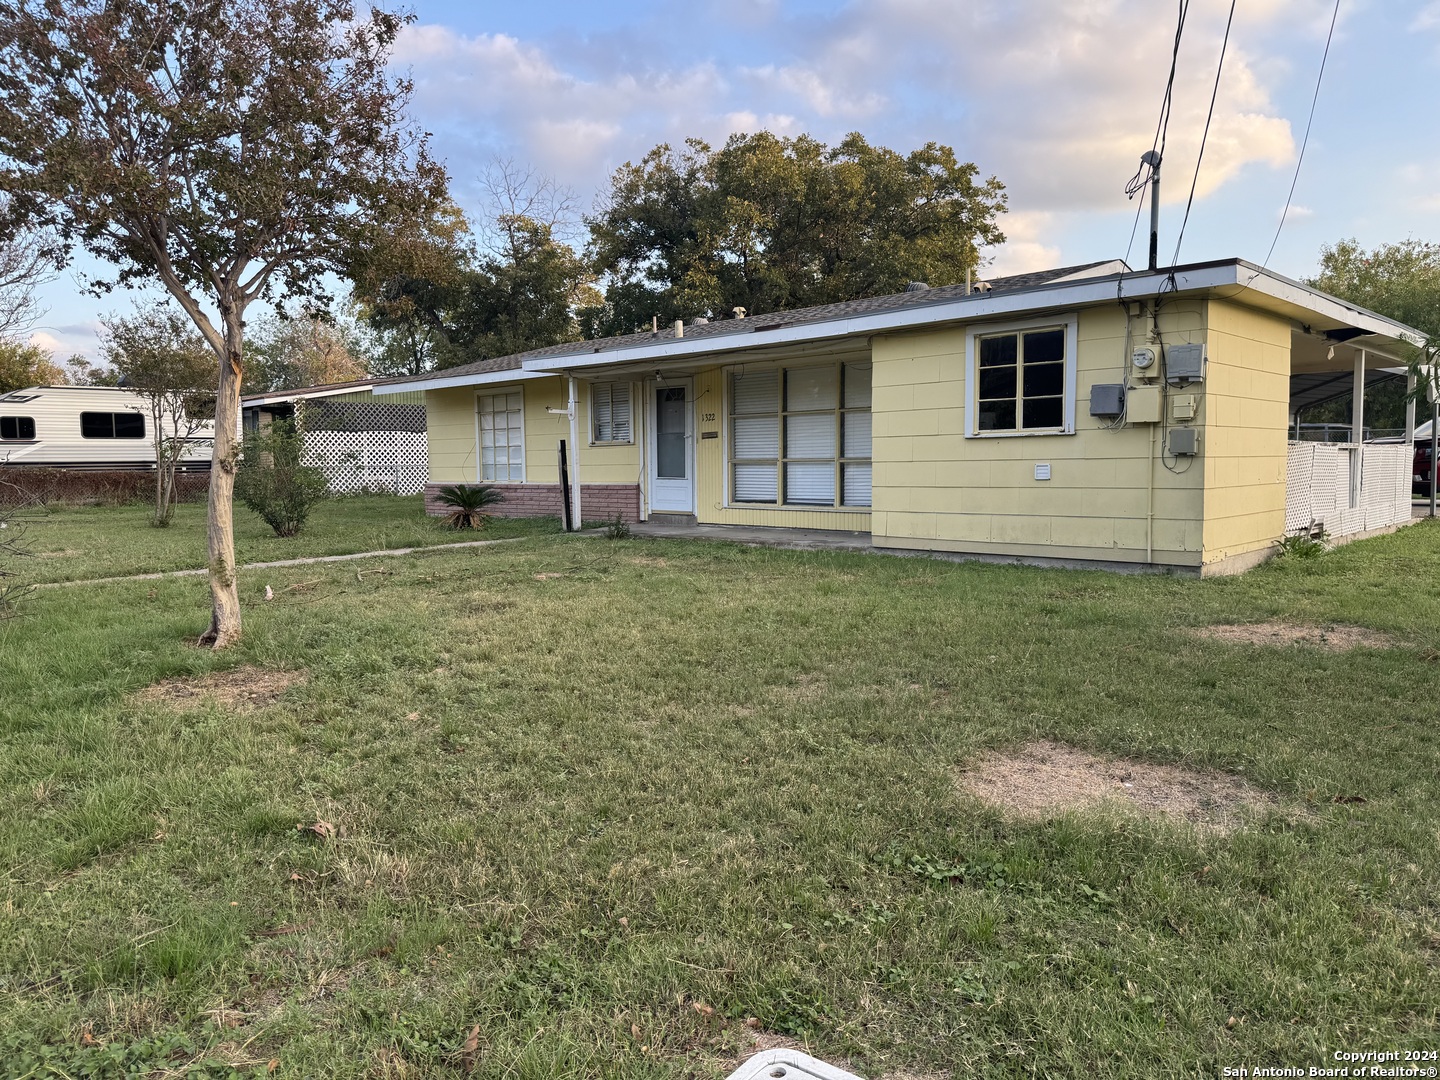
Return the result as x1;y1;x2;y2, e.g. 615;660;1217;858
0;416;35;440
81;411;146;439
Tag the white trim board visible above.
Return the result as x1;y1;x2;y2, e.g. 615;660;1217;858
375;368;549;396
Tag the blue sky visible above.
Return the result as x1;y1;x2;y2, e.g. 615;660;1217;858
28;0;1440;362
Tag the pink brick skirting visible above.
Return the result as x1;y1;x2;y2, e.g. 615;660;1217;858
423;482;641;523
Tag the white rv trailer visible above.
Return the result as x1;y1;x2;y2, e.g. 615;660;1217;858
0;385;217;470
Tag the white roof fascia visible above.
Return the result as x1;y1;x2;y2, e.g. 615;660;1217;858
518;262;1425;375
242;383;384;407
372;368;548;395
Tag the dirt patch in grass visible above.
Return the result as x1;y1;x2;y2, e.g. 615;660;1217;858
958;740;1276;832
1192;620;1394;650
136;666;306;712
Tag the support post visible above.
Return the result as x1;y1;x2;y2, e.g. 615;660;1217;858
1431;396;1438;519
1350;349;1366;509
567;377;582;529
557;440;573;533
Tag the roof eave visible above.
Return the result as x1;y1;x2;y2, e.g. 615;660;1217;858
518;261;1425;375
372;367;547;395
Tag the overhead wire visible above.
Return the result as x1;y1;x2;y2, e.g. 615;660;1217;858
1170;0;1238;268
1122;0;1189;270
1259;0;1343;271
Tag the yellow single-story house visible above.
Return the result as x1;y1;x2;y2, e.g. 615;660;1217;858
376;259;1427;574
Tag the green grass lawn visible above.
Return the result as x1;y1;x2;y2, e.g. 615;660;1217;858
9;495;559;585
2;518;1439;1078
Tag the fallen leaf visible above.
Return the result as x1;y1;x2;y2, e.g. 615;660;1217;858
631;1023;641;1040
1226;1016;1238;1029
743;1017;762;1030
691;1001;714;1017
268;1061;279;1074
300;820;338;841
461;1023;481;1074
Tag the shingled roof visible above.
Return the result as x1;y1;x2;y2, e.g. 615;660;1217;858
402;260;1128;384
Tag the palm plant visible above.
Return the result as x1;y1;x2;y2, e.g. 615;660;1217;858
434;483;505;530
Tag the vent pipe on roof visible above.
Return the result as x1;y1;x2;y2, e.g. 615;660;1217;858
1141;150;1162;272
674;319;684;338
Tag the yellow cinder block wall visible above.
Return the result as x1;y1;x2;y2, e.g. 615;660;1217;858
870;306;1207;567
1198;300;1291;567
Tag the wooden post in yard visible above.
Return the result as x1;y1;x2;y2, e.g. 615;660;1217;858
558;440;574;532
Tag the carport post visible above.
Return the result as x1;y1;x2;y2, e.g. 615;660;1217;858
1422;397;1434;521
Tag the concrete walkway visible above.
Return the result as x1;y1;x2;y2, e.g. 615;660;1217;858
626;521;874;553
38;536;526;589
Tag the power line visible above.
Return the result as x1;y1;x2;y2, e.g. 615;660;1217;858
1170;0;1237;267
1260;0;1342;270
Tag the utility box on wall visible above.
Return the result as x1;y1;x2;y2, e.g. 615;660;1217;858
1089;383;1125;418
1126;386;1163;423
1167;342;1206;383
1168;427;1200;456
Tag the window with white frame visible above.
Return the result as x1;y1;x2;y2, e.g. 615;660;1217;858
477;391;524;482
729;362;871;508
590;381;632;443
967;316;1077;436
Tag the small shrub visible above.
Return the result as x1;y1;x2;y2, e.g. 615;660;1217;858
603;513;631;539
234;422;329;538
433;483;505;530
1275;522;1329;560
0;498;32;620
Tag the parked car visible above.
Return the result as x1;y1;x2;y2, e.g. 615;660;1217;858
1413;420;1436;497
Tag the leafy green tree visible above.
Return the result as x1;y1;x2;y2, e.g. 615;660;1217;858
351;197;473;377
243;313;372;395
0;0;448;647
448;215;597;362
1308;239;1440;430
585;131;1008;335
63;355;121;387
0;338;63;392
101;303;216;526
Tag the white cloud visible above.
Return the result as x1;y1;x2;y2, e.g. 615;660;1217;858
984;211;1063;277
394;0;1326;259
1281;204;1315;220
1411;2;1440;31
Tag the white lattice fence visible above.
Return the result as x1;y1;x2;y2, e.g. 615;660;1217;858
1286;442;1410;539
302;431;428;495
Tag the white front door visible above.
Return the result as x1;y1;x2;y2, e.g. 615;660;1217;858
648;378;694;513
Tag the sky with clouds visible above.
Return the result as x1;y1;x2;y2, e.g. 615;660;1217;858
26;0;1440;363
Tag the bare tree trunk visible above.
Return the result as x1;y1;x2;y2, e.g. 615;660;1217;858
199;308;245;647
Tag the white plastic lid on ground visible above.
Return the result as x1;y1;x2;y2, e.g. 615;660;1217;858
725;1047;865;1080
